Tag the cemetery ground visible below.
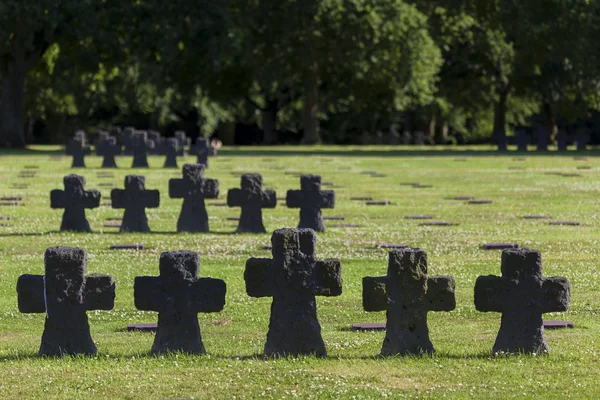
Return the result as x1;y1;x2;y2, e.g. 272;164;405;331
0;145;599;399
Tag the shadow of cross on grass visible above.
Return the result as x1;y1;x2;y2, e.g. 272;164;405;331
16;246;115;356
134;251;226;354
362;248;456;356
244;228;342;357
475;248;571;354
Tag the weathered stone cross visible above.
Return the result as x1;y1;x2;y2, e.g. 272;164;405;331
163;137;179;169
169;164;219;232
475;248;570;354
134;251;226;354
362;248;456;355
131;131;150;168
111;175;160;232
50;174;101;232
195;137;216;167
227;173;276;233
97;136;121;168
67;137;91;168
286;174;335;232
244;228;342;356
17;246;115;356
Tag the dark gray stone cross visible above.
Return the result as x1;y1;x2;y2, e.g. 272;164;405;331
195;137;216;167
286;175;335;232
244;228;342;357
50;174;101;232
362;248;456;355
131;131;150;168
16;246;115;356
169;164;219;232
163;137;179;169
227;173;276;233
475;248;570;354
134;251;226;354
67;137;91;168
97;136;121;168
111;175;160;232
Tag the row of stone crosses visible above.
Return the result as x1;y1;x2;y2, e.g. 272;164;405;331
17;228;570;357
52;167;334;233
497;126;591;151
67;128;217;169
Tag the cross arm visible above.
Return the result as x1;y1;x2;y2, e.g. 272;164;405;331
50;190;66;209
16;274;46;313
244;258;273;298
83;190;101;209
84;274;116;311
261;189;277;209
134;276;165;312
169;179;186;199
319;190;335;209
188;278;226;313
143;190;160;208
202;178;219;199
227;188;244;207
362;276;387;312
110;189;126;209
541;276;570;313
286;190;303;208
426;276;456;312
313;258;342;297
474;275;508;312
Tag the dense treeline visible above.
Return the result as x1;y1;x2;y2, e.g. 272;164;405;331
1;0;600;147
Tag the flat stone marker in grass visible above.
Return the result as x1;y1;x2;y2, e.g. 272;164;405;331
405;215;433;220
286;174;335;232
134;251;226;354
17;246;115;356
376;243;409;249
0;196;22;201
194;137;216;167
97;137;121;168
323;216;345;220
244;228;342;357
66;137;91;168
573;156;588;161
127;323;157;332
561;173;581;177
169;164;219;233
106;217;121;221
351;196;372;201
475;248;570;354
261;244;272;250
400;182;420;186
523;215;552;219
544;320;574;329
451;196;474;201
103;222;121;228
0;216;11;220
362;248;456;355
577;166;592;170
227;173;276;234
412;184;433;189
162;137;179;169
421;221;455;226
468;200;493;204
508;166;525;170
226;216;240;221
284;171;303;176
111;175;160;233
98;183;114;188
131;132;150;168
24;165;39;169
0;201;20;206
352;320;573;331
110;244;144;250
11;184;28;189
550;221;580;226
361;171;378;175
329;223;359;228
366;200;391;205
482;243;518;250
51;175;100;232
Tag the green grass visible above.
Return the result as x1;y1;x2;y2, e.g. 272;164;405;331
0;145;599;399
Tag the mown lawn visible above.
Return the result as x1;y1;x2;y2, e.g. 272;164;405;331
0;145;599;399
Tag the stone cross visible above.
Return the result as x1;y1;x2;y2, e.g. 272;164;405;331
575;127;590;151
169;164;219;232
147;130;163;155
362;248;456;355
174;130;191;156
244;228;342;356
66;137;91;168
131;131;150;168
227;173;276;233
97;137;121;168
120;127;135;155
134;251;226;354
50;174;101;232
516;128;529;152
163;137;179;169
16;246;115;356
535;126;549;151
286;174;335;232
195;137;216;167
556;129;569;151
474;248;570;354
111;175;160;232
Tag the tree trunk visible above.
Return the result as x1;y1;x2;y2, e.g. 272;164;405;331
262;98;278;145
492;88;509;150
0;58;28;147
428;113;437;144
542;101;558;143
219;121;236;145
302;62;320;144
